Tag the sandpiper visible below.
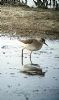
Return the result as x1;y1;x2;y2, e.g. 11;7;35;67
20;38;48;62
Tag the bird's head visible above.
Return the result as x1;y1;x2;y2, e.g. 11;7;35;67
41;38;48;46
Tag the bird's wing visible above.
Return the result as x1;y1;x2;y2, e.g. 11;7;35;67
20;39;33;44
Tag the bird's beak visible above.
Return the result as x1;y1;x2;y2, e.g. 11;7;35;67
44;42;48;46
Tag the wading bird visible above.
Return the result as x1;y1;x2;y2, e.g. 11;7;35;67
20;38;48;63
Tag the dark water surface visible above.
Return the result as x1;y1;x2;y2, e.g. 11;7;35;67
0;36;59;100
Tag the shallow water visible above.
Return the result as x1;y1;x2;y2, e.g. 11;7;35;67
0;36;59;100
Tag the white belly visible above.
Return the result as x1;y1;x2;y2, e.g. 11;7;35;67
20;40;43;51
24;43;42;51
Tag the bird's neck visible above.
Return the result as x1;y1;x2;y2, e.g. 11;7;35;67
38;40;43;44
38;40;43;47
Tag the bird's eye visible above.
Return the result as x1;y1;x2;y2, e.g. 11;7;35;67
41;38;45;42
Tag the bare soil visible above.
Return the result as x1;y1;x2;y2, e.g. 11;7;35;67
0;5;59;39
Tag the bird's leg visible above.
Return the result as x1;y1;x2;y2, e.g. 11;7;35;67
30;51;32;64
22;48;24;65
22;49;23;58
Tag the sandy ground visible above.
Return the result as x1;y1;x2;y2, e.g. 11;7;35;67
0;5;59;39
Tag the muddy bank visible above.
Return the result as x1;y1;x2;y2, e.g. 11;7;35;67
0;5;59;39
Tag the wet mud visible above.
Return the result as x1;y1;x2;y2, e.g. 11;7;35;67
0;35;59;100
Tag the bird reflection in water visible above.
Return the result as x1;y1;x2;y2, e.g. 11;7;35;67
21;57;45;76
